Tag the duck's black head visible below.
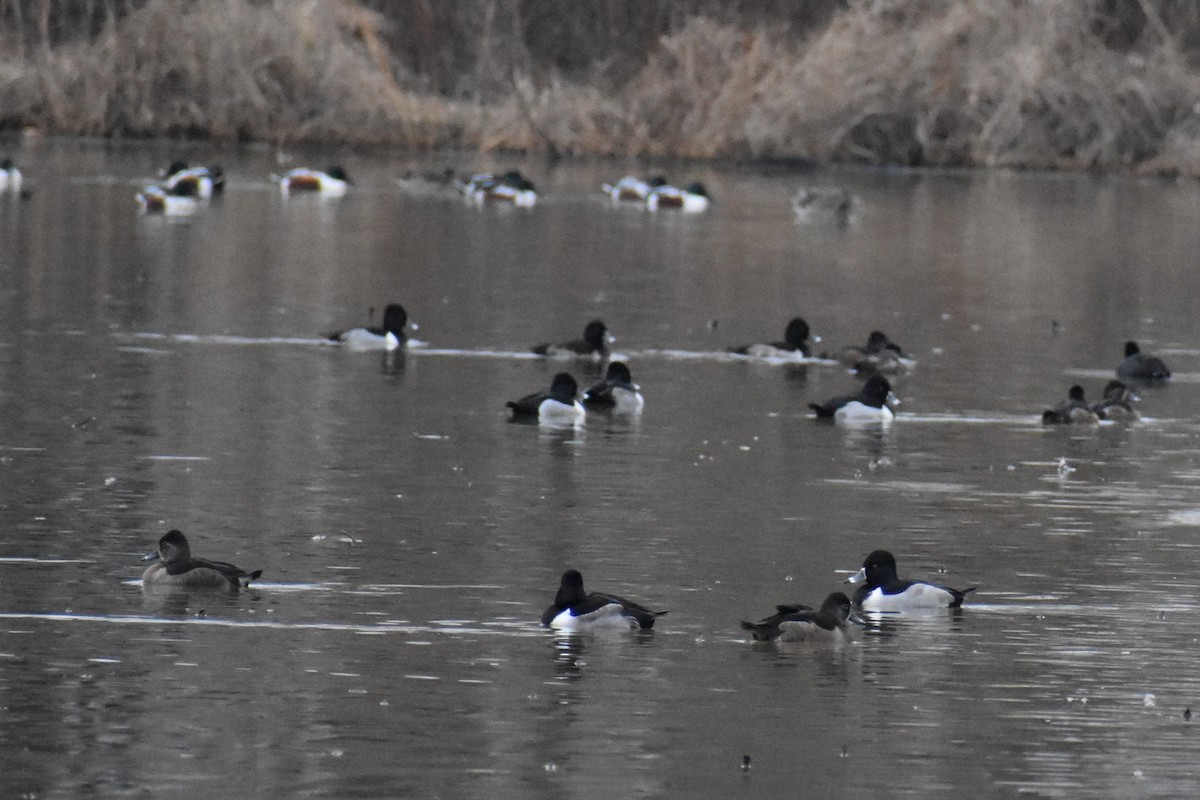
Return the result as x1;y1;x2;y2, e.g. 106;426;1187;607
1123;340;1141;357
326;165;351;183
1067;385;1087;402
381;304;408;335
862;374;892;405
606;361;633;384
583;320;610;350
555;569;587;604
549;373;579;404
784;317;811;348
861;549;899;585
686;182;709;198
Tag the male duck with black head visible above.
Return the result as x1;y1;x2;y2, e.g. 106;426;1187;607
326;303;412;351
809;374;895;423
582;361;644;413
729;317;813;359
532;320;614;361
541;569;666;631
506;372;586;425
142;530;261;591
846;550;974;612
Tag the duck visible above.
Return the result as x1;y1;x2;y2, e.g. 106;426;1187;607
791;186;854;224
602;175;667;203
460;170;537;207
846;549;974;611
808;374;895;422
647;182;711;212
506;372;585;423
277;166;351;195
161;161;225;198
1041;384;1099;425
142;529;261;591
325;303;410;351
832;330;908;373
532;320;613;360
740;593;860;642
0;158;22;193
1091;379;1139;421
136;184;200;216
729;317;812;358
540;569;666;630
582;361;644;412
1116;340;1170;382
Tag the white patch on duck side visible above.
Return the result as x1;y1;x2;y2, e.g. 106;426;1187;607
538;398;585;425
548;603;635;630
834;402;894;423
337;329;401;351
858;583;958;611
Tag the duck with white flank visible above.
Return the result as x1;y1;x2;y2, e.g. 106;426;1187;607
846;550;974;611
161;161;225;198
602;175;666;203
459;170;537;207
541;569;666;630
740;593;861;642
808;374;895;423
276;166;352;195
582;361;644;413
506;372;585;424
1091;380;1139;421
136;184;200;216
647;182;711;212
729;317;813;358
325;303;411;351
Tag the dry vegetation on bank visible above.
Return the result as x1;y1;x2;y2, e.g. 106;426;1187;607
2;0;1200;174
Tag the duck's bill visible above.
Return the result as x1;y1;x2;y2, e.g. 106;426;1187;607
845;567;866;585
606;333;617;344
142;551;160;562
847;610;868;626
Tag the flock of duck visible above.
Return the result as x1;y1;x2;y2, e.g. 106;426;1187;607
1;153;1171;640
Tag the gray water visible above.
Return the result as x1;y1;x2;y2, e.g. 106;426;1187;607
3;140;1200;798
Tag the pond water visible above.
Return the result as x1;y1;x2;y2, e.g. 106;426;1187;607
3;139;1200;798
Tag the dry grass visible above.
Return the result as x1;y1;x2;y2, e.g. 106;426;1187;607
3;0;1200;174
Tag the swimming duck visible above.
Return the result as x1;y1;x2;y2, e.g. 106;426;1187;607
791;187;854;224
808;374;895;422
1041;385;1099;425
647;182;711;212
1091;379;1139;421
142;529;261;591
325;303;410;351
506;372;585;423
729;317;812;358
846;550;974;611
0;158;22;193
460;170;537;207
582;361;644;412
541;569;666;630
602;175;667;203
532;320;614;360
277;166;351;195
740;593;860;642
162;161;225;198
136;184;200;216
1116;340;1170;382
833;330;908;373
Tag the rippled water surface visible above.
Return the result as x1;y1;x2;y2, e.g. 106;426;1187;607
4;141;1200;798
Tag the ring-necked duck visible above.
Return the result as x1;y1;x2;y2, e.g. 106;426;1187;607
1116;341;1170;382
582;361;644;413
1042;384;1100;425
142;529;261;591
809;374;895;422
740;592;861;642
1091;379;1139;421
0;158;22;193
326;303;410;351
459;170;537;207
277;166;351;195
729;317;812;358
602;175;667;203
541;569;666;630
832;330;908;373
532;320;614;360
136;184;199;216
647;182;711;212
846;550;974;611
507;372;585;423
162;161;225;198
